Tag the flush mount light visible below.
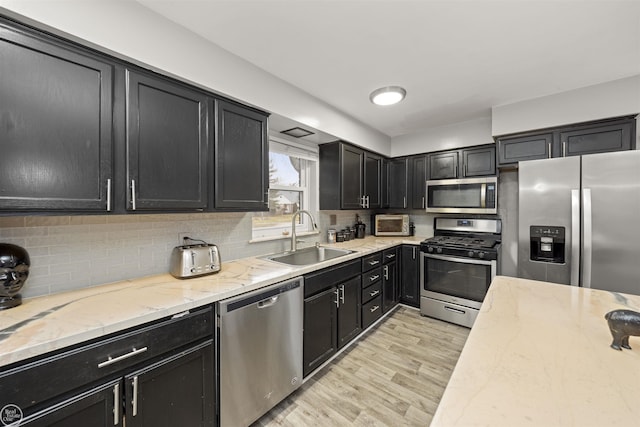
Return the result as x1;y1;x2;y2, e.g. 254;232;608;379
369;86;406;106
280;127;315;138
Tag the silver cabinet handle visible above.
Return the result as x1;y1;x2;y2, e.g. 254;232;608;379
403;196;406;209
386;253;395;259
98;347;148;368
383;265;389;280
132;376;139;416
412;247;416;259
340;285;345;304
370;305;380;313
106;179;112;212
366;195;370;208
113;382;120;425
422;196;425;209
131;179;137;210
370;289;380;297
334;289;340;308
547;142;552;158
369;274;380;282
368;260;380;266
562;141;567;157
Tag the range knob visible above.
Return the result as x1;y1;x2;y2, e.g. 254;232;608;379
436;247;443;254
478;252;485;259
468;251;475;258
427;246;434;253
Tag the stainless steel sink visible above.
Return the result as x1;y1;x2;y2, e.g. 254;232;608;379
263;246;354;266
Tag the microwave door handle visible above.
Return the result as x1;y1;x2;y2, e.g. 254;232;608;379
480;183;487;208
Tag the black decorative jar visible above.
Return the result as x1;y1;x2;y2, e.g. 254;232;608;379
0;243;30;310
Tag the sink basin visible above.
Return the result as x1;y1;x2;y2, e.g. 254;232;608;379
264;246;354;266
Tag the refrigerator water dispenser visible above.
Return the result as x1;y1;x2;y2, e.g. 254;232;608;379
530;226;565;263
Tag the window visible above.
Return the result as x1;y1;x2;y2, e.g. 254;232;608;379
251;138;318;241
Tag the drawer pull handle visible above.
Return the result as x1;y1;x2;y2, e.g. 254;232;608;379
370;305;380;313
369;274;380;281
370;290;380;297
132;375;139;416
98;347;148;368
113;382;120;425
369;260;380;266
386;254;395;259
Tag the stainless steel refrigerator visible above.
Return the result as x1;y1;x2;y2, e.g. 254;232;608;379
518;150;640;295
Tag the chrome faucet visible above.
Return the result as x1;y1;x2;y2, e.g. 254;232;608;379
291;210;318;252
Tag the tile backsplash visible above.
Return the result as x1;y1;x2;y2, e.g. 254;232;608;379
1;210;433;299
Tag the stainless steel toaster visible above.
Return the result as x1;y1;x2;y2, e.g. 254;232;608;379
170;239;221;279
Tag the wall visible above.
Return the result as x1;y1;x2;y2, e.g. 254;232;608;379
390;117;493;157
0;0;390;155
492;75;640;137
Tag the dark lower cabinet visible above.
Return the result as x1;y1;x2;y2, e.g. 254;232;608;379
0;19;113;212
400;245;420;308
215;100;269;210
382;248;399;313
0;306;215;426
126;69;209;211
337;276;362;348
303;287;338;377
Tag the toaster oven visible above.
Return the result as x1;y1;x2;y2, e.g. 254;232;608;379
373;214;410;236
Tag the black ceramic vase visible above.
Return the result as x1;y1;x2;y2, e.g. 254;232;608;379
0;243;30;310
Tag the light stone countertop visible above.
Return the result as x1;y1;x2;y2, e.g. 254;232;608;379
0;236;423;368
430;276;640;427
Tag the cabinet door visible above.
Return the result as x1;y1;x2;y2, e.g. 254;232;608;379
400;245;420;307
363;152;382;208
410;155;428;209
215;100;269;210
337;276;362;349
381;158;390;208
125;340;215;427
17;380;119;427
462;146;496;177
388;158;409;209
429;151;459;180
126;70;208;210
303;287;338;377
341;144;364;209
496;133;553;166
559;120;634;157
0;23;113;211
382;261;397;313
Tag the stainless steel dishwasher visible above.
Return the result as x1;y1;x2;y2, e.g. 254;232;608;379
218;276;303;427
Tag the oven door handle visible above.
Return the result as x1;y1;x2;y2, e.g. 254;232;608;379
422;252;494;266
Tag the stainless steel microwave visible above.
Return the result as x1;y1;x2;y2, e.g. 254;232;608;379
374;214;410;236
426;177;498;214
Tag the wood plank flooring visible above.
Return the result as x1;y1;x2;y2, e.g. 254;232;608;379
252;306;470;426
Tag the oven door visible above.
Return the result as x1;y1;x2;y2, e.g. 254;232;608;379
420;252;496;308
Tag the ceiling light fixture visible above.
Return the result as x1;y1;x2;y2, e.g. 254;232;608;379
369;86;406;106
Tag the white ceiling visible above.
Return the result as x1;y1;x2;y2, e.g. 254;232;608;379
137;0;640;139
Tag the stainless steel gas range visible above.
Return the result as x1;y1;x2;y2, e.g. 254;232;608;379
420;217;501;328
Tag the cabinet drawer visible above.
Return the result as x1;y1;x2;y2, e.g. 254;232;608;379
362;295;383;329
362;281;382;305
382;248;397;264
362;267;382;288
0;306;214;414
304;258;361;298
361;252;382;271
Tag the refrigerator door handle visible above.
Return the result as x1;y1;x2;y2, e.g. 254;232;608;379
570;189;580;286
582;188;593;288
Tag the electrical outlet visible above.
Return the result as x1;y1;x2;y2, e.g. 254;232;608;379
330;214;337;225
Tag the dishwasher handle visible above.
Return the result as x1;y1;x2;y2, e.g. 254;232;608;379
257;295;279;308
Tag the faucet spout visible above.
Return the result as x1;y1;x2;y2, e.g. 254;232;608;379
291;210;318;252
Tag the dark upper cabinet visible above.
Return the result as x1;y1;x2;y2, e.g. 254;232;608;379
388;157;410;209
429;151;459;180
462;145;496;177
363;151;383;209
496;133;553;166
429;145;496;180
410;155;428;209
319;142;384;210
215;100;269;210
496;116;636;167
125;70;208;211
0;21;113;212
400;245;420;308
559;119;634;157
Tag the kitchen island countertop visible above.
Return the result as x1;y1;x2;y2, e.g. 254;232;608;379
0;236;422;368
431;276;640;427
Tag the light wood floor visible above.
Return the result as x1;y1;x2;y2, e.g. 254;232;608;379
252;306;470;426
